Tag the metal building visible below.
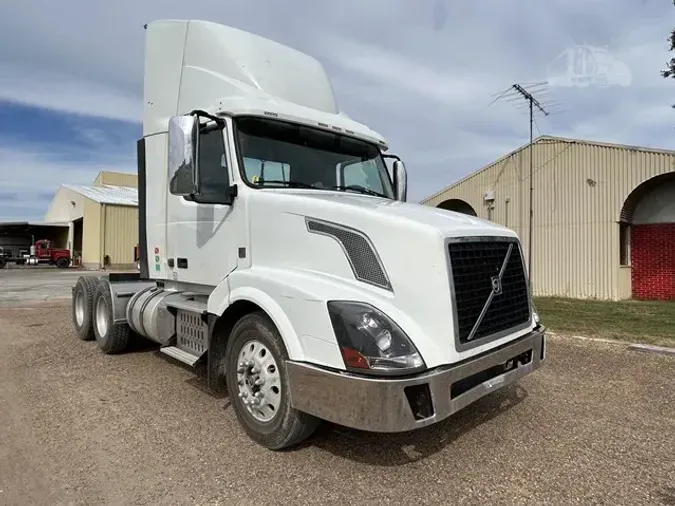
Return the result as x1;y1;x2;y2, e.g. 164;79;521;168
44;171;139;270
422;136;675;301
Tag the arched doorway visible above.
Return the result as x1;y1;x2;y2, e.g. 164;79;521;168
437;198;477;217
619;172;675;300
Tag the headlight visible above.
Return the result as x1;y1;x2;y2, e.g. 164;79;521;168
533;311;540;325
327;301;426;376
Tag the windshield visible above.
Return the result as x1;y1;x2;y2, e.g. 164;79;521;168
234;116;395;199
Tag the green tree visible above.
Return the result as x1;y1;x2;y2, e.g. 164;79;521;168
662;1;675;89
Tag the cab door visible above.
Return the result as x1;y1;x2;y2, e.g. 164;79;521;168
165;118;242;287
36;240;51;260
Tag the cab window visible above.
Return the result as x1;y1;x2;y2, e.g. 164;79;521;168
243;158;290;184
195;128;231;203
343;159;386;194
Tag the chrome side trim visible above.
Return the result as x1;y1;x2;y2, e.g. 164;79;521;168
286;327;545;433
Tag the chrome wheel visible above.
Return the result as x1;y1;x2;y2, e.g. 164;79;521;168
75;290;85;327
236;340;281;422
95;296;109;338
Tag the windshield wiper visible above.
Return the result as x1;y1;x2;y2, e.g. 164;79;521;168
255;180;389;198
332;184;389;199
255;180;317;189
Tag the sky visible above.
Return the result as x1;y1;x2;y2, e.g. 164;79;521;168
1;0;674;220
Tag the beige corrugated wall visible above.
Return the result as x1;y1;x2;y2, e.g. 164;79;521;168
423;137;675;300
80;200;138;269
94;170;138;188
81;198;101;269
102;205;139;269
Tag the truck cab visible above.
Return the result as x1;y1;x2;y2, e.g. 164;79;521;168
34;239;71;268
34;240;53;261
0;239;71;269
70;19;545;450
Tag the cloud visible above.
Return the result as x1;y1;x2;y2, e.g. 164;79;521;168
0;133;136;221
0;65;141;123
323;36;499;110
1;0;675;210
0;99;140;220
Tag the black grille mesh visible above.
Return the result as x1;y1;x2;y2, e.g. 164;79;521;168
307;219;391;290
448;239;530;344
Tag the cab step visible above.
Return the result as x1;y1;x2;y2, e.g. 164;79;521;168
160;346;201;366
165;298;208;315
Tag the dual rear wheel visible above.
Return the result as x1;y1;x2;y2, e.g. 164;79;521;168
71;276;130;353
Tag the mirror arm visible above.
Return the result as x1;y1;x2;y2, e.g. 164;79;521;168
382;154;401;162
228;184;238;201
188;109;225;129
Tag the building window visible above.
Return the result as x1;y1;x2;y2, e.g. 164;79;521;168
619;222;631;266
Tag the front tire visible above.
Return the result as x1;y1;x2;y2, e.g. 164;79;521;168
92;281;130;354
225;311;320;450
56;257;70;268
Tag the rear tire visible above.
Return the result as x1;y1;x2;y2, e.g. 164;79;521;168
72;276;98;341
92;281;130;354
56;257;70;268
0;258;6;269
225;311;320;450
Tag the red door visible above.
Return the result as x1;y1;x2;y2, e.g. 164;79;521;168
35;240;51;260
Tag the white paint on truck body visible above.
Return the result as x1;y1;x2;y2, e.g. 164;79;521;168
140;18;536;373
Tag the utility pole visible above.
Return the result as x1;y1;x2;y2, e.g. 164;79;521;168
489;83;553;283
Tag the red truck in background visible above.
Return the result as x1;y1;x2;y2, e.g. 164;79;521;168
0;239;71;269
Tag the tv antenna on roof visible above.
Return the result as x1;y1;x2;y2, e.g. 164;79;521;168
489;82;561;283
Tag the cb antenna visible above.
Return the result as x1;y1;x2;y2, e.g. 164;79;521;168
489;82;558;283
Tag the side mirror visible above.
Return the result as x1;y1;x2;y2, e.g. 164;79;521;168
168;115;198;196
393;160;407;202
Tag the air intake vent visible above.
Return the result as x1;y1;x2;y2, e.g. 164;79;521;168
306;218;391;290
448;237;530;347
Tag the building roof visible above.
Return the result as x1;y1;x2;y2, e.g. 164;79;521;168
0;221;69;227
63;184;138;206
0;221;70;238
421;135;675;204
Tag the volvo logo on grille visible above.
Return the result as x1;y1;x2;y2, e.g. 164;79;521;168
491;275;502;295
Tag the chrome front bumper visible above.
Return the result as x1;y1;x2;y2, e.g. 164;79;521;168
286;327;546;433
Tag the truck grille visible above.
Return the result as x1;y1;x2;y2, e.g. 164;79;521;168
448;238;530;346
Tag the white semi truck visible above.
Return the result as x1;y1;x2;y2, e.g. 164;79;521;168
71;19;546;450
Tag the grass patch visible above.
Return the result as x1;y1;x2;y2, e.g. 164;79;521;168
533;296;675;347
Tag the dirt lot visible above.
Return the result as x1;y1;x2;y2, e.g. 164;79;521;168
0;267;101;304
1;271;674;505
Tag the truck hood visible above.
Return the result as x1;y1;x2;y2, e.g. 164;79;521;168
268;189;516;239
246;188;532;368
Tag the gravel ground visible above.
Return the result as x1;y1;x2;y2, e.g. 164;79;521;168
0;268;113;304
0;285;674;504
